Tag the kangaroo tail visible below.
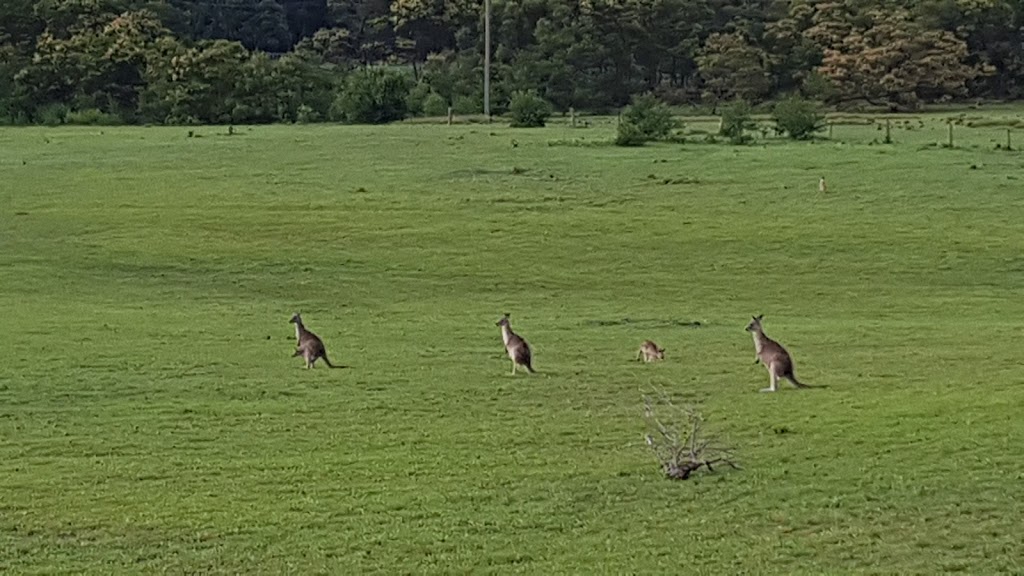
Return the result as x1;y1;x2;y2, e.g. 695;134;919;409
322;353;348;369
788;374;812;388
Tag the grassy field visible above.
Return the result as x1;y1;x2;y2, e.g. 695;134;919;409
2;110;1024;574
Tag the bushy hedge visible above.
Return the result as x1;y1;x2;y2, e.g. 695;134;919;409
332;67;411;124
615;95;677;146
772;97;825;140
508;90;552;127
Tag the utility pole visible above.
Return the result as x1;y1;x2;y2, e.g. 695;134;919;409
483;0;491;120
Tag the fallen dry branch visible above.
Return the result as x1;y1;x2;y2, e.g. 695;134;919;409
642;390;740;480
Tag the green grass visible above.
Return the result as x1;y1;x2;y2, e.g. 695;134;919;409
2;114;1024;574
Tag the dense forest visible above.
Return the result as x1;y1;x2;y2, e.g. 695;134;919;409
1;0;1023;124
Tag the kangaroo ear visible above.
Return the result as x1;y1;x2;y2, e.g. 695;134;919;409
756;314;764;320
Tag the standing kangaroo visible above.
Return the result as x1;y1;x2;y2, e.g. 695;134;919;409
636;340;665;362
289;312;338;369
496;313;534;375
745;315;810;392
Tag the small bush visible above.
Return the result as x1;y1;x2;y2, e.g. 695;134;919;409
614;121;648;146
452;94;480;116
405;81;432;116
229;104;257;124
0;111;30;125
333;67;411;124
772;97;825;140
508;90;552;128
296;104;320;124
37;103;69;126
615;94;677;146
719;100;755;144
65;108;125;126
422;92;449;117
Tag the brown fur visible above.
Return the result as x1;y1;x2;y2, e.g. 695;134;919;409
496;313;534;375
745;315;810;392
636;340;665;362
289;312;339;369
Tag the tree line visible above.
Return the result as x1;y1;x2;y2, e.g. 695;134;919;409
1;0;1023;125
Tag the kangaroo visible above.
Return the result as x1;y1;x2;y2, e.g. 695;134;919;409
636;340;665;362
819;176;827;193
745;315;810;392
496;313;534;375
289;312;338;369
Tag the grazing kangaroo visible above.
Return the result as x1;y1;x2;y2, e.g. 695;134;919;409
496;313;534;375
636;340;665;362
289;312;338;369
745;315;810;392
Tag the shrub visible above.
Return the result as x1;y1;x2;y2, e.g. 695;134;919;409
614;121;648;146
229;104;258;124
36;103;68;126
296;104;320;124
615;94;677;146
65;108;125;126
0;110;30;125
772;97;825;140
719;99;755;144
451;94;480;116
1;84;27;124
333;67;411;124
405;81;432;116
508;90;552;128
422;92;449;117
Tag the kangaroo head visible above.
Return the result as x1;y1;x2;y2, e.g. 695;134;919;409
495;313;511;328
289;312;302;325
656;347;665;359
745;314;764;333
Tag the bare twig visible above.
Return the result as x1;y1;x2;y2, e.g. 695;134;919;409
641;389;740;480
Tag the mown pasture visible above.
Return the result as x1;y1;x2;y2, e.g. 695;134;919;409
1;110;1023;573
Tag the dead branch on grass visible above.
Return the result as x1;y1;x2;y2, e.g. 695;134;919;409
642;390;740;480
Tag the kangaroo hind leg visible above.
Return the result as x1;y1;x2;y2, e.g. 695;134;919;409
760;368;779;393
